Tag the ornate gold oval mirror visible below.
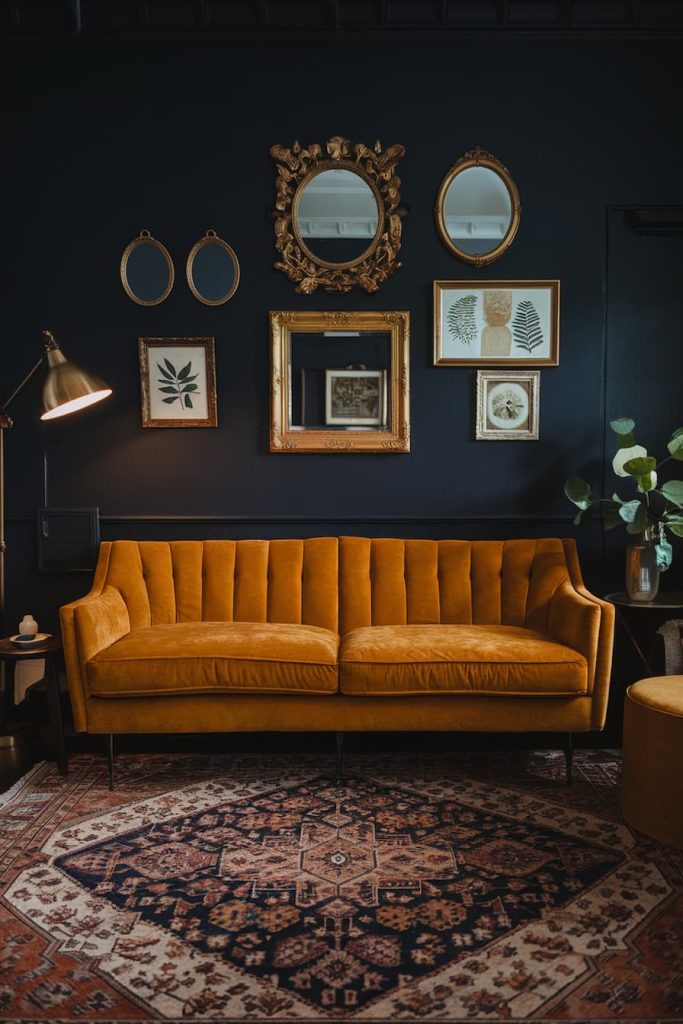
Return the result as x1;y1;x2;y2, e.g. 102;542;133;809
120;230;175;306
186;229;240;306
435;148;521;267
270;136;406;294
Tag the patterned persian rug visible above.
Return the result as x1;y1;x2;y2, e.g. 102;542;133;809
1;750;682;1023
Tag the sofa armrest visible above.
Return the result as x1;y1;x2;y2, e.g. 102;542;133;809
546;581;615;729
60;587;130;732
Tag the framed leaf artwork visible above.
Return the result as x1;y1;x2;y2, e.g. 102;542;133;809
138;337;218;427
433;280;559;366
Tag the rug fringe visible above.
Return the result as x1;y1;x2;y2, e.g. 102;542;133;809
0;760;48;809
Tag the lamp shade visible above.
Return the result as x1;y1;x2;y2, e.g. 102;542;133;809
40;333;112;421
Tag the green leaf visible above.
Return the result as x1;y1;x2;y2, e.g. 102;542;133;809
636;473;656;492
626;503;648;534
611;493;624;504
616;431;636;449
158;385;179;394
162;396;179;404
660;480;683;506
603;508;623;531
184;394;193;408
618;499;642;523
655;536;673;571
177;361;193;380
610;417;635;435
164;358;177;376
668;428;683;460
668;524;683;538
622;456;657;477
564;477;592;510
663;513;683;524
157;363;174;381
181;383;198;393
573;508;592;526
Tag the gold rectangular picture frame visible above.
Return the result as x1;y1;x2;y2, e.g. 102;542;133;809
434;280;560;366
270;311;410;452
475;369;540;441
139;337;218;428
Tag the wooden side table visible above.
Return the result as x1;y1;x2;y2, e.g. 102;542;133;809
0;635;67;776
606;592;683;676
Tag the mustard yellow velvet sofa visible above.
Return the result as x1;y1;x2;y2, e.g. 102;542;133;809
60;537;614;787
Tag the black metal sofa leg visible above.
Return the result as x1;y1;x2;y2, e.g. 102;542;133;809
106;734;115;791
563;733;574;787
335;731;344;786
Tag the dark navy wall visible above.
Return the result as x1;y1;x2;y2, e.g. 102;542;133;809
1;36;682;632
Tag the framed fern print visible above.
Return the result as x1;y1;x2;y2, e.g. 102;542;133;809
139;337;218;427
433;280;559;366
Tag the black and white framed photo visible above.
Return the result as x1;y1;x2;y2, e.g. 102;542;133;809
475;369;540;441
324;368;386;426
434;280;559;366
139;337;218;428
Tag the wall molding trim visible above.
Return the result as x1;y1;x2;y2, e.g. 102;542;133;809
8;513;577;526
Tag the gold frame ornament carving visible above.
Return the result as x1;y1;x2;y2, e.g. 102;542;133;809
435;147;521;268
270;136;406;294
270;310;410;452
120;230;175;306
186;229;240;306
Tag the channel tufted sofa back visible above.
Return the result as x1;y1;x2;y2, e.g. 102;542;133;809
339;537;576;635
94;539;339;633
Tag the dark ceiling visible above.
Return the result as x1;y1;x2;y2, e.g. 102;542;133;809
1;0;682;39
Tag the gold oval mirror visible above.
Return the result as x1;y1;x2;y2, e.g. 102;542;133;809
120;230;175;306
292;166;382;269
435;148;521;267
186;229;240;306
270;136;406;294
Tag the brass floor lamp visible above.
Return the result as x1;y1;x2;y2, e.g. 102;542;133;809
0;330;111;738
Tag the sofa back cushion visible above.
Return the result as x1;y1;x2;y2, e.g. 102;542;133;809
339;537;572;634
100;539;339;633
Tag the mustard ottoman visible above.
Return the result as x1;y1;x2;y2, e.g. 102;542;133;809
622;677;683;850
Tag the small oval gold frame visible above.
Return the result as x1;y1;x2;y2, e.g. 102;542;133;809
186;229;241;306
120;230;175;306
435;147;521;268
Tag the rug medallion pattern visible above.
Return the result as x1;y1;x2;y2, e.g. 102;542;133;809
1;752;681;1022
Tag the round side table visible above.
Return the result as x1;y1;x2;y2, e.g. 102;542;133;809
0;635;67;776
606;592;683;675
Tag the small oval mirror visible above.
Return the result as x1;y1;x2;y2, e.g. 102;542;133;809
186;230;240;306
435;149;520;267
294;167;381;267
120;230;174;306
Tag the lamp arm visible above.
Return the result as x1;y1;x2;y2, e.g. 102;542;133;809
0;356;46;423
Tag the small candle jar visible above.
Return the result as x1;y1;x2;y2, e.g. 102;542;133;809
18;614;38;638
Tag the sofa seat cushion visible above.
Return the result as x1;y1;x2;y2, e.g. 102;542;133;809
340;624;587;696
87;621;339;697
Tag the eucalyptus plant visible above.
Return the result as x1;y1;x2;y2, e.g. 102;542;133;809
564;418;683;571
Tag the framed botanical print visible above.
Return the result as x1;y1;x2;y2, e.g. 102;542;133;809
139;337;217;427
475;369;540;441
434;280;559;366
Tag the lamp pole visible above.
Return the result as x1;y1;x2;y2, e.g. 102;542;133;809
0;352;49;636
0;330;111;735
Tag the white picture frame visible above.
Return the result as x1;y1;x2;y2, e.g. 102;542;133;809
475;369;540;441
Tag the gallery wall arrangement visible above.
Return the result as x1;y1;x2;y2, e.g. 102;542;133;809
1;30;682;637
